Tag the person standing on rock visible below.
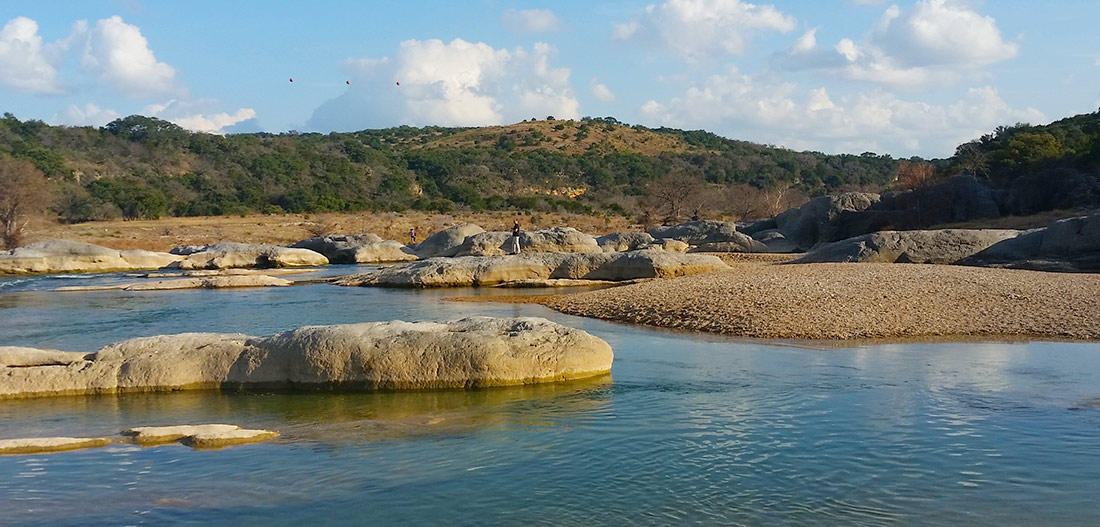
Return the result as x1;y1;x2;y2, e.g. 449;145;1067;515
511;220;522;254
409;227;417;245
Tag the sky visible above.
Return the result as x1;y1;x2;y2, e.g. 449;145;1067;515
1;0;1098;158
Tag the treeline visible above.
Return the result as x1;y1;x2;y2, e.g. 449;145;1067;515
3;112;909;222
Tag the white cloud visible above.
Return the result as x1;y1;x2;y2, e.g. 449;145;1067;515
144;99;256;134
0;17;63;93
502;9;561;33
638;67;1046;157
782;0;1016;86
52;103;121;127
82;15;177;97
613;0;796;62
870;0;1018;68
308;39;579;131
590;79;616;102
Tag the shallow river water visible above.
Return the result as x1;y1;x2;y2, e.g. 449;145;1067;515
2;268;1100;526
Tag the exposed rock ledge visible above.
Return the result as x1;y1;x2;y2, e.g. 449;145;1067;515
0;424;279;455
0;240;182;275
0;317;613;399
333;250;729;287
55;275;293;291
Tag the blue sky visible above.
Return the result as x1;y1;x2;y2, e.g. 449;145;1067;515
1;0;1097;158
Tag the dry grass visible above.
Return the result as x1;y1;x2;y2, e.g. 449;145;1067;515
419;119;689;156
28;211;637;252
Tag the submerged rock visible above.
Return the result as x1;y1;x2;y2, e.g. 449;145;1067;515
124;424;279;448
55;275;294;291
333;250;729;287
0;317;614;399
0;436;113;455
0;240;182;275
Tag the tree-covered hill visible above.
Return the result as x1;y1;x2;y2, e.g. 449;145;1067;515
0;113;907;222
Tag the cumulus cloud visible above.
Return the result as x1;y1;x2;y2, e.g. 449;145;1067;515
502;9;561;33
781;0;1017;86
81;15;177;97
308;39;579;131
613;0;796;62
638;67;1046;156
144;99;256;134
590;79;616;102
52;103;121;127
0;17;65;93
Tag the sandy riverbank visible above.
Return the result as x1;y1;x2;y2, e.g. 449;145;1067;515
520;261;1100;340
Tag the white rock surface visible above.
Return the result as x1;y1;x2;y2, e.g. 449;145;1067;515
0;240;182;275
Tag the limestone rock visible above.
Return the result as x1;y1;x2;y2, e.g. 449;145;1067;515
0;436;113;455
333;250;729;287
649;220;768;253
410;224;485;258
171;243;328;269
55;275;293;291
643;239;689;253
124;424;245;445
596;232;654;252
960;213;1100;272
444;227;601;257
0;240;182;275
774;193;881;251
290;234;416;263
0;317;614;399
750;229;800;253
0;347;91;367
794;229;1023;264
182;428;280;449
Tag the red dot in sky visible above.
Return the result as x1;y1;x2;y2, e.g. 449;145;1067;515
289;78;294;82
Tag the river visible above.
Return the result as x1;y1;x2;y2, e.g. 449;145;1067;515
2;268;1099;526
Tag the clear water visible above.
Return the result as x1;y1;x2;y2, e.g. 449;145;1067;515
2;269;1100;526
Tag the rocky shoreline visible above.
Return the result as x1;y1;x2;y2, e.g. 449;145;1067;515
528;261;1100;340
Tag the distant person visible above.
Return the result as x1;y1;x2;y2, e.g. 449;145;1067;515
409;227;417;244
511;220;521;254
691;209;700;221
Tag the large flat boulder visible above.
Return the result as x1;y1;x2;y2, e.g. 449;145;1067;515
171;243;328;269
290;234;416;263
0;317;613;399
0;240;182;275
960;213;1100;272
443;227;601;257
794;229;1022;264
333;250;729;287
410;223;486;258
648;220;768;253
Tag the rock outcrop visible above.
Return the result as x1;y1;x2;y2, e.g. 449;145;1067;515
0;240;182;275
443;227;602;257
793;229;1022;264
290;234;417;263
0;436;113;455
0;317;614;399
774;193;881;251
410;224;486;258
171;243;328;269
333;250;729;287
959;213;1100;272
648;220;768;253
0;424;279;455
596;232;655;252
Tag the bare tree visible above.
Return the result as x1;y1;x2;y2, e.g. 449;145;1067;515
643;172;711;224
0;157;50;249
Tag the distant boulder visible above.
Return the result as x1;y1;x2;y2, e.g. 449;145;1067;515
774;193;881;251
649;220;768;253
410;224;485;258
0;240;182;275
445;227;601;257
961;213;1100;272
596;232;655;252
794;229;1022;264
334;250;729;287
290;234;415;263
171;243;328;269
